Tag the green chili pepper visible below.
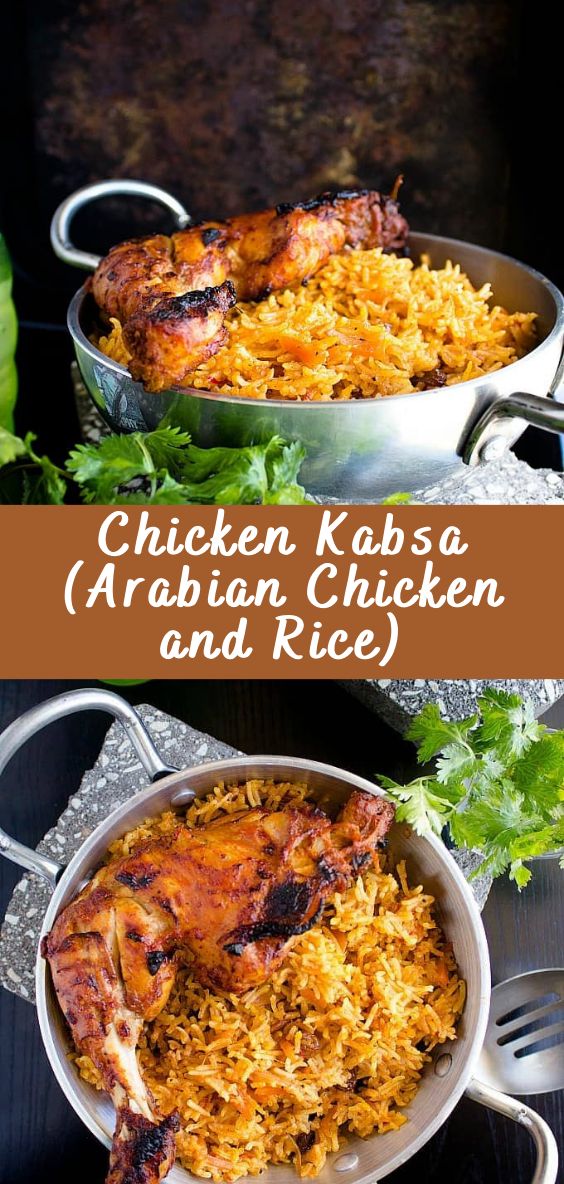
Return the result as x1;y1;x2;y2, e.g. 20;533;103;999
0;234;18;432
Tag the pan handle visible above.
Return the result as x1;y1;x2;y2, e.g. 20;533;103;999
0;688;177;888
465;1079;559;1184
464;391;564;466
50;179;191;272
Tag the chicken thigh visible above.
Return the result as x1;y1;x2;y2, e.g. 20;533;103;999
43;790;395;1184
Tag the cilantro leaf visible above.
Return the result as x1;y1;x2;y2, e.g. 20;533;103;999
1;422;313;505
510;822;564;861
381;491;414;505
141;427;192;474
377;775;453;836
512;732;564;816
435;743;478;788
265;439;304;488
264;440;313;504
179;436;312;505
0;427;27;467
449;780;531;850
20;461;67;504
378;694;564;890
474;688;542;760
0;430;67;503
509;861;532;889
64;428;313;505
111;473;191;504
24;435;67;505
406;703;477;764
180;443;270;504
265;483;312;505
67;434;161;502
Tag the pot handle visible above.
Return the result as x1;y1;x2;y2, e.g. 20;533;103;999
50;179;192;272
465;1079;559;1184
464;391;564;466
0;688;177;889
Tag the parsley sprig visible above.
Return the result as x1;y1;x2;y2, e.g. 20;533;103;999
378;689;564;887
0;426;313;505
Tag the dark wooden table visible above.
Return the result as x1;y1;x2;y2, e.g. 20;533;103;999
0;679;562;1184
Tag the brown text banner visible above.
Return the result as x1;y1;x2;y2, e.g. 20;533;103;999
0;505;561;678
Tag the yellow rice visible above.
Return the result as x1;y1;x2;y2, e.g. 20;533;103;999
75;780;465;1180
96;247;537;401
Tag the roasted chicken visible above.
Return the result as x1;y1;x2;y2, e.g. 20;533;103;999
92;187;409;391
42;790;394;1184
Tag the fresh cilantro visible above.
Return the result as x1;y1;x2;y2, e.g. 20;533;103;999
377;774;454;835
0;430;67;504
473;687;542;760
263;440;311;504
138;427;194;474
378;690;564;888
0;425;313;505
407;703;477;765
381;491;414;505
67;434;162;502
66;429;196;503
111;473;193;505
179;436;312;505
0;426;27;467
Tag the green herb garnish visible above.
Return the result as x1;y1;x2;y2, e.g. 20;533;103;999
378;689;564;887
380;491;414;505
0;426;313;506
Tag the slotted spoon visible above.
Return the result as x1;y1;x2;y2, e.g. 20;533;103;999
478;968;564;1096
462;969;563;1184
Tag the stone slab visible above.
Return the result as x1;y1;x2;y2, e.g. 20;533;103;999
344;677;564;733
414;449;564;505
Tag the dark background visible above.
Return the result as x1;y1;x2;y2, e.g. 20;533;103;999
0;0;562;469
0;680;563;1183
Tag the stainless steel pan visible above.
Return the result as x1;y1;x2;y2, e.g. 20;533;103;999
0;688;558;1183
52;181;564;501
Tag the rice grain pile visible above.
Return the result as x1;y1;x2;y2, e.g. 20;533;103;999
96;247;537;401
75;781;465;1181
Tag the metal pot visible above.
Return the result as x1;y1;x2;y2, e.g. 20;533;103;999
52;180;564;500
0;688;558;1183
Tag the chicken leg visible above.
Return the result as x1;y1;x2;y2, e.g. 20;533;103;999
42;789;395;1184
92;187;409;390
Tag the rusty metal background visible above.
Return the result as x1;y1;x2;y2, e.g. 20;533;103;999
8;0;562;470
24;0;518;244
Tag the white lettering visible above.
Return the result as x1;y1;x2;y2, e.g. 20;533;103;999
307;563;338;608
123;576;145;607
411;526;432;555
86;563;116;607
273;615;305;659
98;510;128;557
160;629;188;659
439;526;468;556
316;510;348;556
473;579;505;607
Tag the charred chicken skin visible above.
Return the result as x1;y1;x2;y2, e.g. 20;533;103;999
42;790;394;1184
92;187;409;391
